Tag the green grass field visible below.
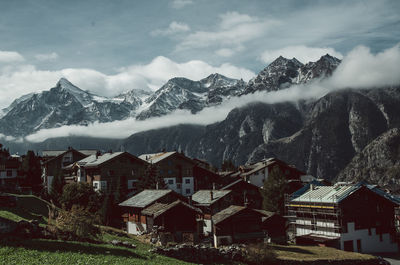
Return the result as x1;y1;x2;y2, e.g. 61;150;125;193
0;236;193;265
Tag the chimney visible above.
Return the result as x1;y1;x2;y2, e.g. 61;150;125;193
310;184;315;191
210;190;214;201
156;181;159;190
212;183;216;190
96;150;101;159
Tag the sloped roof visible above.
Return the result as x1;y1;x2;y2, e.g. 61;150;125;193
213;205;246;225
192;190;232;206
78;150;98;156
42;148;86;165
119;189;172;208
142;200;202;218
139;152;176;164
42;150;66;157
367;184;400;205
74;152;123;167
221;179;259;190
292;184;360;203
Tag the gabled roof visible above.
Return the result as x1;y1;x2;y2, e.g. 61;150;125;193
192;190;232;206
139;151;195;165
141;200;202;218
221;179;259;190
139;151;177;164
42;148;86;165
212;205;265;225
69;151;147;169
119;189;173;208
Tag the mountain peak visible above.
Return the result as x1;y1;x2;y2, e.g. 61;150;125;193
270;56;303;68
56;77;73;88
318;54;341;65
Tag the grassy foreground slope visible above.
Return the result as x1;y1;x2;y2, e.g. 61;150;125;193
0;194;51;225
0;235;193;265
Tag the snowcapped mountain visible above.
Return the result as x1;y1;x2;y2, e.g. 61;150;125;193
0;78;143;136
243;54;341;94
136;73;245;120
0;55;341;137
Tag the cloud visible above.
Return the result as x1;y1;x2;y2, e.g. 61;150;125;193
329;44;400;89
177;12;279;57
20;43;400;143
170;0;193;9
151;21;190;37
0;56;255;109
35;52;59;61
260;46;343;64
0;51;25;63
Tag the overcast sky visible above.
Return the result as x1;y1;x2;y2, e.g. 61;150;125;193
0;0;399;109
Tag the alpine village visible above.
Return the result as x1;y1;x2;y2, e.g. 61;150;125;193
1;9;400;262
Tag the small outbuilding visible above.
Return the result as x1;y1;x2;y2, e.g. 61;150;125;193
212;205;266;247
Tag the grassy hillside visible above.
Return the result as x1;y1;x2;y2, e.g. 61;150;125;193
0;194;51;225
271;244;375;261
0;236;193;265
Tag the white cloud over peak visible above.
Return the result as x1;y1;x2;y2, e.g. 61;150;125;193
34;52;59;61
170;0;193;9
177;12;279;57
20;43;400;143
151;21;190;37
0;51;25;63
260;46;343;64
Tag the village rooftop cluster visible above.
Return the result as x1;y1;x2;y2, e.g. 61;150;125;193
1;144;400;254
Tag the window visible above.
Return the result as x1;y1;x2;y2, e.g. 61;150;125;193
168;170;172;174
168;179;174;184
185;188;191;194
93;182;99;189
185;178;190;184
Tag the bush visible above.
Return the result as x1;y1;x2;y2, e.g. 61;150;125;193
54;205;100;242
243;243;276;265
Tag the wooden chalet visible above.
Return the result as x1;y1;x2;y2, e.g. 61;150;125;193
119;189;187;235
191;189;233;235
64;151;148;198
286;183;400;253
41;147;95;192
221;179;262;209
141;200;202;243
239;158;306;188
0;145;20;190
139;151;218;196
212;205;266;247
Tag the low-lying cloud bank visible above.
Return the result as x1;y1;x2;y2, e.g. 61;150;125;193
2;43;399;143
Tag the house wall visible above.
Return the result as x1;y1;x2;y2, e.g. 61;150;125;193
214;209;265;247
82;153;147;198
127;221;146;235
248;168;268;187
340;222;398;253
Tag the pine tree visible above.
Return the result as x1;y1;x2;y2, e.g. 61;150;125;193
50;171;65;206
21;150;42;192
261;165;288;215
137;164;167;192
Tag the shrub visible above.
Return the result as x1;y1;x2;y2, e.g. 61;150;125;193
55;205;100;242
